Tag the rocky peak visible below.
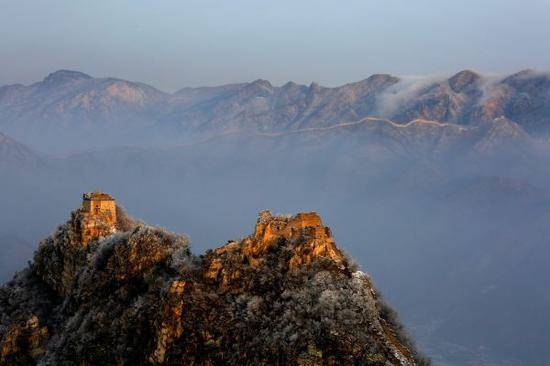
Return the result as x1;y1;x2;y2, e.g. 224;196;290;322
308;81;322;93
363;74;400;89
250;78;273;89
448;70;481;93
234;79;274;100
503;69;550;93
281;81;299;89
241;79;273;96
503;69;537;85
41;70;92;86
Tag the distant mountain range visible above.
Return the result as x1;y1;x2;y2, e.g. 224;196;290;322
1;69;549;153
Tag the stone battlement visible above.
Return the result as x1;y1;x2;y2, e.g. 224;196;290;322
248;210;343;268
80;191;117;245
83;192;115;201
253;210;331;245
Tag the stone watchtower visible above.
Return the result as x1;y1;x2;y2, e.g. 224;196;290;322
80;192;117;245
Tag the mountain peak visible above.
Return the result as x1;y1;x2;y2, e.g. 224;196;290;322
309;81;322;93
502;69;548;89
448;70;481;93
42;69;92;86
508;69;537;79
366;73;399;85
250;78;273;90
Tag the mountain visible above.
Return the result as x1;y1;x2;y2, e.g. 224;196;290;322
0;194;428;365
0;70;167;152
163;69;550;139
2;69;550;153
162;74;399;135
387;70;550;134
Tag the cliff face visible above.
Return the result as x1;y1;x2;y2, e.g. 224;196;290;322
0;204;427;365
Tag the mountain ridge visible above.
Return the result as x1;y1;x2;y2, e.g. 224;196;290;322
1;69;549;153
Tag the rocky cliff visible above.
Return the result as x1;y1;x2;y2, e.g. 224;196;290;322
0;200;427;365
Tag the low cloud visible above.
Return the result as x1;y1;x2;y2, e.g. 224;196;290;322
375;75;442;117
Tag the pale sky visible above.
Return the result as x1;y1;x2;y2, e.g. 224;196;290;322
1;0;550;91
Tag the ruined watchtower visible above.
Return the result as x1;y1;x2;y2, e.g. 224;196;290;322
80;191;117;245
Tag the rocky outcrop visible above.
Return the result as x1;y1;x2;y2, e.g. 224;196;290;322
40;70;93;88
0;315;48;363
0;200;427;365
150;280;188;364
448;70;481;94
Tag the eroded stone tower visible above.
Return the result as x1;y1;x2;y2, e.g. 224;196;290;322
80;191;117;245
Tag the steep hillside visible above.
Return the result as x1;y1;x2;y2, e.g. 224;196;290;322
0;196;427;365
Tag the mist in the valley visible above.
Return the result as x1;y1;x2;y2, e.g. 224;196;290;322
2;131;550;366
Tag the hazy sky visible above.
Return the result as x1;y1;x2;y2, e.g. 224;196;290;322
1;0;550;91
